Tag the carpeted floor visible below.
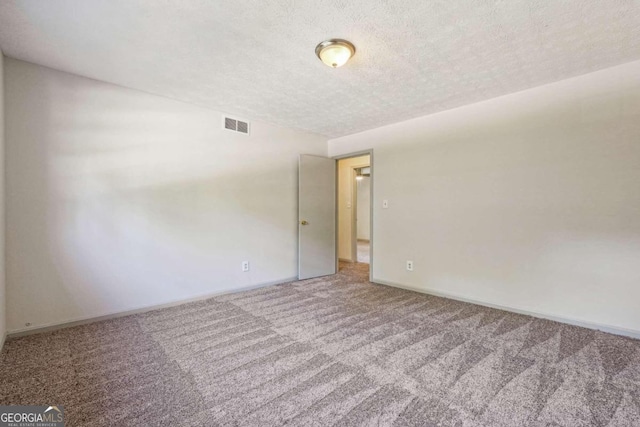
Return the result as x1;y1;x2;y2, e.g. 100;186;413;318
1;263;640;426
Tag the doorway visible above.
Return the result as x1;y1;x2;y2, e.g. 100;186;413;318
336;154;371;268
298;150;373;281
356;167;371;263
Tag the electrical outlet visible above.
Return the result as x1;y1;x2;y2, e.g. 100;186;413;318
242;261;250;272
406;260;414;271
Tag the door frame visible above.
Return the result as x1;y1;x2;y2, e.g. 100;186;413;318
333;149;374;281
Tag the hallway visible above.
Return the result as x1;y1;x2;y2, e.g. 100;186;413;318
357;239;370;264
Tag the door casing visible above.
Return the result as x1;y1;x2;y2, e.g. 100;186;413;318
333;149;374;281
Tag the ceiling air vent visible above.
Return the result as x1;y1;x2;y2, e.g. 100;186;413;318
223;116;250;135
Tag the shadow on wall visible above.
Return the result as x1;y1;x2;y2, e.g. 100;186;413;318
6;60;321;332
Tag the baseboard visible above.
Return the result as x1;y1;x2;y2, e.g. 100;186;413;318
10;275;638;341
339;258;355;263
373;278;640;340
357;239;370;243
7;276;297;339
0;332;6;352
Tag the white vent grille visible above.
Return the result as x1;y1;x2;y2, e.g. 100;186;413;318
237;121;249;134
224;117;237;131
223;116;250;135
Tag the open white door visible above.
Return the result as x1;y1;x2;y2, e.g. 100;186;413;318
298;154;336;280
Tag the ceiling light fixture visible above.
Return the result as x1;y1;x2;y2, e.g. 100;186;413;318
315;39;356;68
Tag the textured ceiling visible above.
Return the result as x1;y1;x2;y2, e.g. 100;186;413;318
1;1;640;138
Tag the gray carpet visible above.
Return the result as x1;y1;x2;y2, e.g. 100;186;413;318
1;263;640;426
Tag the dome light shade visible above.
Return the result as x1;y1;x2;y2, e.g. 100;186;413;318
315;39;356;68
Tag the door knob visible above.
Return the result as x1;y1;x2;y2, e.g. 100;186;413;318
300;220;309;225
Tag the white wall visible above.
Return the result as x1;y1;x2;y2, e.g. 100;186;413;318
329;60;640;335
5;59;327;333
357;176;370;241
0;51;6;347
337;155;369;261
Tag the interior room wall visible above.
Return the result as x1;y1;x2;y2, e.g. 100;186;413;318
337;155;369;261
357;176;370;241
0;50;6;347
4;58;327;334
329;60;640;336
